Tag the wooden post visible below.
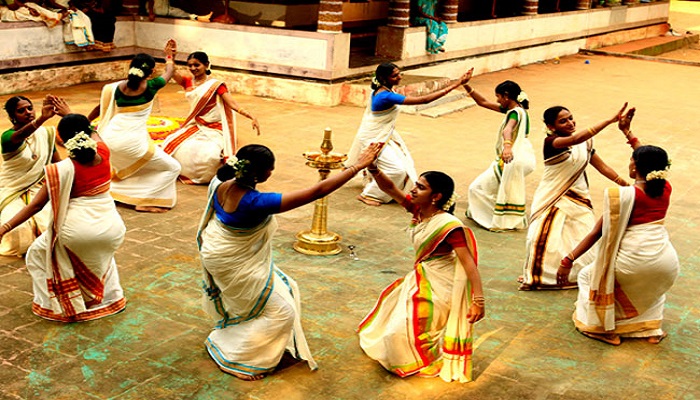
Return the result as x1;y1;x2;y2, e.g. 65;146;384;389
442;0;459;23
523;0;539;15
577;0;593;9
318;0;343;33
387;0;410;28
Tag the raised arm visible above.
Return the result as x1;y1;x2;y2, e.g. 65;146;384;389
365;165;406;204
48;95;72;117
0;185;50;241
462;83;501;112
557;217;603;286
617;107;642;150
87;104;100;122
159;39;177;82
551;103;627;149
278;143;382;212
402;68;473;106
590;153;628;186
220;92;260;135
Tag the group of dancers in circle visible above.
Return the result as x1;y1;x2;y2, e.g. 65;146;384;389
0;39;679;382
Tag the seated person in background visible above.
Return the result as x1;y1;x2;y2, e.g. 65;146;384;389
0;0;64;27
43;0;95;48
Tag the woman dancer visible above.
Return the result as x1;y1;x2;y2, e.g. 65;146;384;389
0;95;69;256
520;103;629;290
197;143;382;380
163;51;260;184
357;167;485;382
347;62;472;206
463;80;536;231
0;114;126;321
559;116;678;345
90;40;181;212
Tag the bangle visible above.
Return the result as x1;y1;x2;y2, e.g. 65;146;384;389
347;165;359;175
627;136;639;147
587;127;597;136
465;86;474;95
502;139;513;146
367;167;379;175
1;222;11;232
472;295;485;307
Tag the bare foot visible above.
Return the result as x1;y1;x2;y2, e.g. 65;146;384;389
357;195;382;206
517;276;524;283
135;206;170;213
229;370;265;381
196;11;213;22
518;283;532;291
647;332;667;344
579;330;621;346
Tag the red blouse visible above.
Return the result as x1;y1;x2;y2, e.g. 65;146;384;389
628;181;671;226
71;141;111;197
181;76;228;95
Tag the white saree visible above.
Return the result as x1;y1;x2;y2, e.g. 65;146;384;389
197;179;317;377
0;2;62;27
358;213;477;383
0;126;55;256
346;103;417;203
574;186;679;337
97;81;181;208
162;79;236;184
467;107;535;231
25;159;126;322
522;139;596;289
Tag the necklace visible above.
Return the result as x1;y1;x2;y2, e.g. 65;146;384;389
26;135;38;161
635;180;646;185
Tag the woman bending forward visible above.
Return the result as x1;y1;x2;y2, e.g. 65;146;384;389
358;166;485;382
197;143;381;380
0;114;126;321
559;112;678;345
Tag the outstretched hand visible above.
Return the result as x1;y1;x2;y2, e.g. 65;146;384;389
251;118;261;136
618;107;635;132
356;142;384;169
40;97;56;120
47;95;71;117
459;68;474;85
610;102;628;123
164;39;177;57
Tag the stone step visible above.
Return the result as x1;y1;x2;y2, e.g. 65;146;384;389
596;33;699;56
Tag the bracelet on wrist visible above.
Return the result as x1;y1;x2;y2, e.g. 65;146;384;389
465;86;474;95
502;139;513;146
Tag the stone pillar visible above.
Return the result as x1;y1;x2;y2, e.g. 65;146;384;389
441;0;459;24
523;0;539;15
387;0;410;28
318;0;343;33
576;0;592;9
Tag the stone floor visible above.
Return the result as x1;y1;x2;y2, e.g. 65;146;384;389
1;4;700;399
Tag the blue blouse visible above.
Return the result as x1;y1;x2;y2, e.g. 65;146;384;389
371;90;406;112
213;189;282;229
